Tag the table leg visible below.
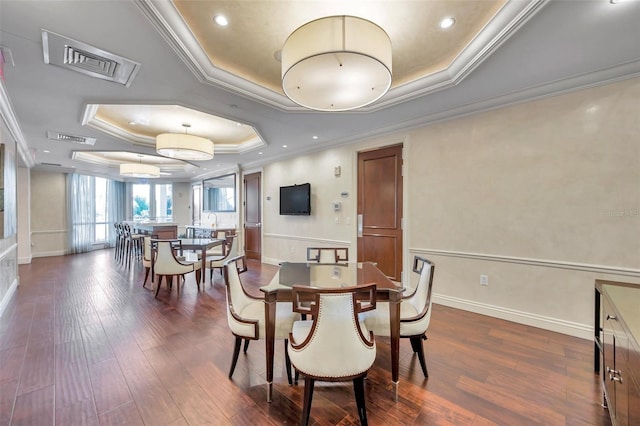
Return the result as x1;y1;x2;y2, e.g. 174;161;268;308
200;248;206;284
265;295;276;402
389;296;401;402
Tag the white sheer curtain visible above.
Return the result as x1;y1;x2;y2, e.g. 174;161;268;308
67;173;95;253
106;179;125;248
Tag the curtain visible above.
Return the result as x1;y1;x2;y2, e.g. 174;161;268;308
67;173;95;254
106;179;125;247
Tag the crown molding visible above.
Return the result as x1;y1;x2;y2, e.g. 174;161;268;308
135;0;549;113
0;80;34;167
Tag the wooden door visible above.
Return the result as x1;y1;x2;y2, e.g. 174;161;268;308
357;145;403;281
244;172;262;260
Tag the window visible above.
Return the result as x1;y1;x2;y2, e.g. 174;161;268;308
155;184;173;221
68;174;125;253
94;177;107;242
131;182;172;221
132;184;150;220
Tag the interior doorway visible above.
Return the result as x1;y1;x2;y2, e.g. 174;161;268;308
357;144;403;281
244;172;262;260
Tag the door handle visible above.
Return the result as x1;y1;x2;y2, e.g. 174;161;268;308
357;214;363;237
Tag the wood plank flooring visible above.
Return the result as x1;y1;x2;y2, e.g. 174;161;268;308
1;250;611;425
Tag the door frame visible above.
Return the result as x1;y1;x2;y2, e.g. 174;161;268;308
241;168;263;261
352;139;408;285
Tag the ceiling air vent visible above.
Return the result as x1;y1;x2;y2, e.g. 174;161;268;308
40;162;62;167
47;131;96;146
42;29;140;87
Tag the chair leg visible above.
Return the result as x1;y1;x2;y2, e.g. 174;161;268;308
142;267;150;288
284;339;293;386
210;268;214;283
195;270;202;290
353;376;368;426
229;336;243;378
410;334;429;377
301;377;315;426
154;276;163;298
243;339;250;353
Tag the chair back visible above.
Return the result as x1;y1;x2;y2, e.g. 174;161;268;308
403;256;435;325
288;284;376;379
152;240;190;275
306;247;349;263
225;235;239;258
142;234;159;265
222;256;254;335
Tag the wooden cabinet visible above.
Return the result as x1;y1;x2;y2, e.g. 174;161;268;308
595;280;640;426
133;223;177;239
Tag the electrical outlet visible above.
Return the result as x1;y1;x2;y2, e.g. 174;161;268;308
480;274;489;286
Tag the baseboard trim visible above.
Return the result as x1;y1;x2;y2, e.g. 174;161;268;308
32;250;68;258
414;248;639;278
18;255;32;265
433;293;592;340
0;277;18;318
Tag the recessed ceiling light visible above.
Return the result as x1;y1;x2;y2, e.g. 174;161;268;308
312;136;318;140
258;152;263;155
213;15;228;26
282;145;288;148
128;121;136;125
440;17;455;29
43;150;50;153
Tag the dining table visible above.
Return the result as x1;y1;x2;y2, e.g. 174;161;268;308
174;238;225;284
260;261;404;402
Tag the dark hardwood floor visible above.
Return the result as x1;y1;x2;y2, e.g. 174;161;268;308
1;250;610;425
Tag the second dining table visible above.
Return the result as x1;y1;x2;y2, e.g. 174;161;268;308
260;261;404;402
173;238;225;284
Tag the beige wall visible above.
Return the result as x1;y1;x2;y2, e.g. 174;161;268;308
262;145;358;263
262;77;640;338
30;170;67;257
17;167;30;263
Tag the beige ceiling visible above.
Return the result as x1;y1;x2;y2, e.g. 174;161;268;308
173;0;507;93
82;104;265;155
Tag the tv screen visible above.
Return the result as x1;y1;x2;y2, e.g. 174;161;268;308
280;183;311;215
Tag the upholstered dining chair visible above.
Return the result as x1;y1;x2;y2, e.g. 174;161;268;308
360;256;435;378
288;284;377;426
223;255;300;384
141;234;158;288
205;234;239;283
204;229;234;257
306;247;349;263
151;239;201;298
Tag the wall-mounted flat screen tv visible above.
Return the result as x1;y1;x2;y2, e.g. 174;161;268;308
280;183;311;216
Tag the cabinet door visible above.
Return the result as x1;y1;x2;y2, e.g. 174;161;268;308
603;298;617;414
629;373;640;425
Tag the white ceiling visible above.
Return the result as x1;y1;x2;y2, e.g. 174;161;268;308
1;0;639;181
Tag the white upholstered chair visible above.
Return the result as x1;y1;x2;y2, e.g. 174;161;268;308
360;256;435;377
204;229;234;257
288;284;377;426
141;234;157;288
206;234;239;283
223;255;300;383
306;247;349;263
151;239;201;298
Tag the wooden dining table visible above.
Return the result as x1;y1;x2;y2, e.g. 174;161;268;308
260;261;404;402
167;238;224;284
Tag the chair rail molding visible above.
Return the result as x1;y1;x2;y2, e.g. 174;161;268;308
413;248;640;278
264;233;351;247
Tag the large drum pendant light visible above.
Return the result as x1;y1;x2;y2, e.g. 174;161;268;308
281;16;392;112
